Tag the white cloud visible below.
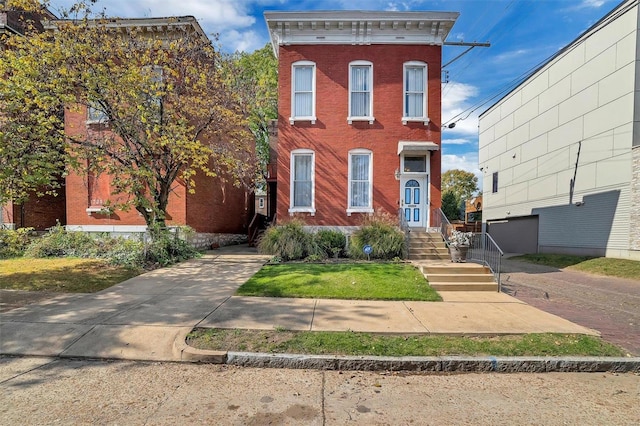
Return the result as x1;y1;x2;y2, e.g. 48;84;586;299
442;153;483;191
441;81;480;136
220;29;265;52
580;0;605;8
442;138;472;146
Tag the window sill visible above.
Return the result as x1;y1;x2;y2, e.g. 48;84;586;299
289;208;316;216
346;208;374;216
402;117;430;125
347;116;375;125
289;117;316;125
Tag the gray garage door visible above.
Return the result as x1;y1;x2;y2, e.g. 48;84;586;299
487;215;539;254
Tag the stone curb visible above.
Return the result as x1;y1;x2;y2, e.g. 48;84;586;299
174;332;640;372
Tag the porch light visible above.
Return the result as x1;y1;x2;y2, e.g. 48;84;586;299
394;169;401;180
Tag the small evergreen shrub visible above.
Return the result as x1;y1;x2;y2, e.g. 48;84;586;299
348;212;406;260
258;219;322;261
314;229;346;258
0;227;34;258
145;227;199;267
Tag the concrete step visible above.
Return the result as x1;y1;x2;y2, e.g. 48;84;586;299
409;247;449;255
430;282;499;292
409;253;449;261
426;273;495;283
409;240;446;248
422;265;490;275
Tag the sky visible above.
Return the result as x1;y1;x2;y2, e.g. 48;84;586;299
48;0;622;186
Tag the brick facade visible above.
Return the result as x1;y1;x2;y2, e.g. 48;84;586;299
64;104;251;234
276;44;442;226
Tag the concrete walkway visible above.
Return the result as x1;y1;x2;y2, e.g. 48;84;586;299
0;245;597;362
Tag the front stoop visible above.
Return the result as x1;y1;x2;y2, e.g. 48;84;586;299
418;263;499;292
407;231;498;292
408;231;449;261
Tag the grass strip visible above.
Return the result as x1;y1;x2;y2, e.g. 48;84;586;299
0;258;141;293
236;263;441;301
511;254;640;281
187;329;625;357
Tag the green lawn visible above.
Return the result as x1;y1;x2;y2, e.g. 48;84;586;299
188;329;625;357
0;258;141;293
511;254;640;280
236;263;441;301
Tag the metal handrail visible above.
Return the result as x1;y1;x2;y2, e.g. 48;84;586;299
432;207;453;244
434;207;504;292
468;232;504;292
398;208;410;258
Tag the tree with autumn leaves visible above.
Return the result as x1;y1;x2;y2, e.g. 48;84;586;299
441;169;479;221
0;0;257;231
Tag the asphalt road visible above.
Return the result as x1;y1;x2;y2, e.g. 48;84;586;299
1;357;639;425
500;258;640;356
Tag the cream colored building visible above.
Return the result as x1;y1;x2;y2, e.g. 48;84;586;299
478;0;640;260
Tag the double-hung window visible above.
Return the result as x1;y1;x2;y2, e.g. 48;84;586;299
347;149;373;214
403;61;428;125
348;61;374;124
290;61;316;124
289;149;315;215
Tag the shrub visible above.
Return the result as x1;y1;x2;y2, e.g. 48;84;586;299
314;229;346;258
145;227;199;267
0;227;34;258
348;212;406;260
258;219;322;261
23;223;198;268
25;224;95;258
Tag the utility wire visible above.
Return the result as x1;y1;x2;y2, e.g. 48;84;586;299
443;0;640;127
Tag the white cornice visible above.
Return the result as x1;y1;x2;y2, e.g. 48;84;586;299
264;10;459;57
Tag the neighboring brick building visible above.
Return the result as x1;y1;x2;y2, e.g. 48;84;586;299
1;4;64;231
61;17;252;247
264;11;458;231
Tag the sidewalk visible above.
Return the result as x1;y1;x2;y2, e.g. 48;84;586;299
0;245;598;362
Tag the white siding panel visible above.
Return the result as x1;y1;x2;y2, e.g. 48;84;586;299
479;108;501;130
530;106;559;139
513;159;538;184
596;152;633;187
616;31;637;69
505;181;528;204
494;114;515;139
598;62;635;106
571;46;617;95
521;134;548;163
585;9;634;61
539;76;571;114
521;70;549;104
499;91;522;117
574;131;614;166
572;162;598;193
506;123;530;151
538;148;571;176
528;173;558;200
479;125;495;146
583;93;634;139
548;117;583;152
558;84;599;125
514;97;539;128
555;168;575;197
549;43;585;86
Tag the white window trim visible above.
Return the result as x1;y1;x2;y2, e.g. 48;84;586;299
348;60;375;124
402;61;429;125
290;60;317;125
289;149;316;215
347;149;374;215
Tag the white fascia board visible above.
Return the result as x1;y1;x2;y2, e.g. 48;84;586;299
264;10;459;57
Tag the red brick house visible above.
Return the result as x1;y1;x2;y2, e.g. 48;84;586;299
264;11;458;231
1;4;65;231
62;17;252;247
